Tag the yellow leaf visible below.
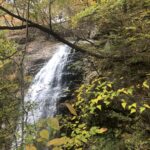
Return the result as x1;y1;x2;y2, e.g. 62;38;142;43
97;105;102;110
142;81;149;89
47;117;60;130
53;147;62;150
25;145;37;150
117;88;125;93
65;103;77;116
104;101;110;106
39;129;49;140
127;88;133;95
130;108;136;114
47;137;69;146
128;105;132;110
128;103;137;110
121;102;127;109
140;107;146;113
144;104;150;109
36;138;44;142
98;128;108;134
131;103;137;108
107;83;112;88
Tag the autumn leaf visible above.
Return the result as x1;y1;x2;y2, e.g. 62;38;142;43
142;81;149;89
131;103;137;108
53;147;62;150
140;107;146;113
65;103;77;116
97;105;102;110
25;145;37;150
144;104;150;109
128;103;137;110
47;117;60;130
130;108;136;114
98;128;108;134
36;138;44;143
121;102;127;109
47;137;69;146
39;129;49;140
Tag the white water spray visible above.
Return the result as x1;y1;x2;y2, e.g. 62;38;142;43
25;45;71;123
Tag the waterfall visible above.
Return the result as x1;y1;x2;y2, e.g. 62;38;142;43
24;44;71;123
12;44;71;150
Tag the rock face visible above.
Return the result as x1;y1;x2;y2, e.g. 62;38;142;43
8;29;62;75
8;29;85;116
25;41;63;75
57;51;84;114
8;29;89;117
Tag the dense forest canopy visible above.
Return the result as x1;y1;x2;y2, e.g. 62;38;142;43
0;0;150;150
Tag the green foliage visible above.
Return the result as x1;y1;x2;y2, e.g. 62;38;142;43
24;116;108;150
1;0;150;149
26;78;148;150
22;117;60;148
71;3;99;28
0;31;20;149
25;78;148;149
15;76;150;149
0;31;17;60
25;145;37;150
65;103;77;116
71;0;126;28
75;78;149;115
58;78;149;149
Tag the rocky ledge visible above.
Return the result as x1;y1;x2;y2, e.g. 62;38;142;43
8;29;63;75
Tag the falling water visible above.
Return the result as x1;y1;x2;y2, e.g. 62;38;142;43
24;44;71;123
11;44;71;150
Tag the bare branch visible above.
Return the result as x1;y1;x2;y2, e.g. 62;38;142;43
0;5;130;60
0;24;33;30
13;0;21;16
0;50;18;61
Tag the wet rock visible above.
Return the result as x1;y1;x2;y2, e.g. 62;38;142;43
85;71;99;84
25;41;62;75
56;51;84;115
90;25;99;39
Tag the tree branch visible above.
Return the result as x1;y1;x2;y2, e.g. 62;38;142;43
0;50;18;61
0;25;33;30
0;5;128;60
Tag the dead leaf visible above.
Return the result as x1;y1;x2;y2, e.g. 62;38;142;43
98;128;108;134
47;117;60;130
25;145;37;150
47;137;69;146
65;103;77;116
39;129;49;140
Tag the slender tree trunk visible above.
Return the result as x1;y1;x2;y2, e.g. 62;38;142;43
20;0;30;148
123;0;128;13
49;0;52;30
